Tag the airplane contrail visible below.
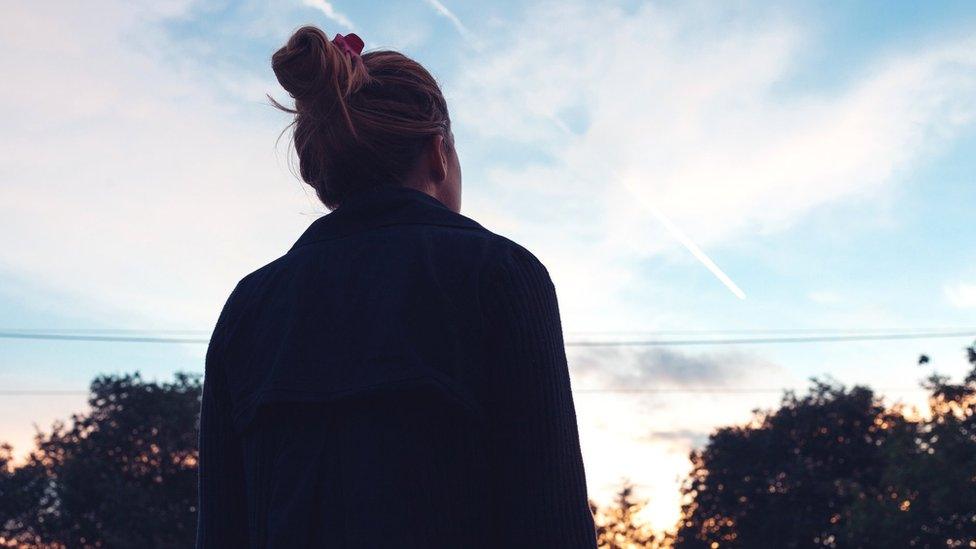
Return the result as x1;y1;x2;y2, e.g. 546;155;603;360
421;0;475;42
622;178;747;300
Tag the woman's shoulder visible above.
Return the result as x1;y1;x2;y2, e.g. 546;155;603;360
477;231;555;300
485;230;550;272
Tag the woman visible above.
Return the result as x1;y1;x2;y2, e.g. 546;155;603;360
196;25;596;548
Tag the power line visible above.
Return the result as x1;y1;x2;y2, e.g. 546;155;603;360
0;332;209;344
4;330;971;346
0;329;967;398
0;390;89;396
565;331;975;347
567;327;976;336
572;387;927;394
0;387;931;397
0;328;210;335
5;326;974;336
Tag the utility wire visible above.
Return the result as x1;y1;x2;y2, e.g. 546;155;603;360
0;387;930;396
0;328;210;335
565;330;976;347
0;390;89;396
566;327;976;336
7;326;974;336
1;330;972;346
0;332;208;344
0;329;967;397
572;387;927;394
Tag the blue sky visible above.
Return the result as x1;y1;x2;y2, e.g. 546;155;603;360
2;0;975;527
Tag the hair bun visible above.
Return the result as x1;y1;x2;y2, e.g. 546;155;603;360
271;26;337;103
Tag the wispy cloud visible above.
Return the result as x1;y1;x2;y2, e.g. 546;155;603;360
945;282;976;308
0;2;308;327
302;0;354;30
421;0;475;43
453;1;976;313
639;429;711;451
571;346;784;390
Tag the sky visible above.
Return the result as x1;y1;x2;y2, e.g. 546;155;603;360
2;0;976;529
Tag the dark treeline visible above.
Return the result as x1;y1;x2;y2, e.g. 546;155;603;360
1;374;200;548
1;342;974;548
672;343;976;549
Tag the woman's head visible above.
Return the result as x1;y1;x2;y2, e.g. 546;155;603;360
269;26;461;211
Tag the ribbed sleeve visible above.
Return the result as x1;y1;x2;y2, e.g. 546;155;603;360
196;289;249;549
480;242;597;548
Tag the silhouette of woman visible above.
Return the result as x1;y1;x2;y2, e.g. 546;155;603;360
196;25;596;548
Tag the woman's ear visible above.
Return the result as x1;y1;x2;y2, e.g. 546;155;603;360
426;134;449;183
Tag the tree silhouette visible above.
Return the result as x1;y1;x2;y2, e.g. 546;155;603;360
590;481;670;548
0;373;201;548
838;350;976;546
0;443;47;547
674;342;976;548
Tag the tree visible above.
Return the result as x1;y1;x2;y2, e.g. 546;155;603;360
674;342;976;548
590;481;671;548
838;350;976;547
0;443;48;547
0;373;201;548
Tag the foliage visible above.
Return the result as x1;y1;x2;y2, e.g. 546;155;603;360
590;481;671;548
0;373;201;548
674;342;976;548
0;443;48;548
837;359;976;547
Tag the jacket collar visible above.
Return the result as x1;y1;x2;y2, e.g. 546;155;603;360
288;185;484;253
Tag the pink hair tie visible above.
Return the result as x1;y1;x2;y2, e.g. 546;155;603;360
332;33;364;57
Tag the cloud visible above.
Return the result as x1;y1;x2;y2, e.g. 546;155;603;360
302;0;354;30
640;429;711;450
4;0;973;336
452;1;976;314
0;2;313;328
570;346;785;390
945;282;976;308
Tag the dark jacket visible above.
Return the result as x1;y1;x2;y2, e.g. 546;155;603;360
196;184;596;548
